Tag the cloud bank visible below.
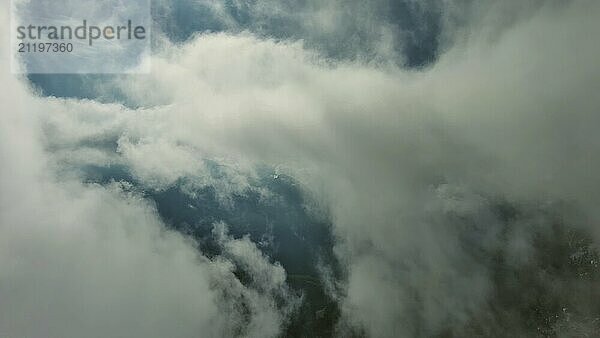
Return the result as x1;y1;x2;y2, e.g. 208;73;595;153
2;0;600;337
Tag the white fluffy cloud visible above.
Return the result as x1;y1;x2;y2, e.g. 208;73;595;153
2;0;600;337
0;7;296;338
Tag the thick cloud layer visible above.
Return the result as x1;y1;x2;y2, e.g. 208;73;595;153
2;0;600;337
1;8;298;337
